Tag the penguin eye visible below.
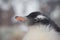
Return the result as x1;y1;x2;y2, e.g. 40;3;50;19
34;19;38;22
34;18;39;22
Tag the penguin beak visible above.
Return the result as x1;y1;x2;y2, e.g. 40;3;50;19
15;16;29;32
15;16;27;22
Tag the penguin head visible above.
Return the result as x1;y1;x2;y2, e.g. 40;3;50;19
15;12;50;25
15;12;60;32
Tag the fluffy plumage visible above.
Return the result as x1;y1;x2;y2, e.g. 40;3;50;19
22;12;60;40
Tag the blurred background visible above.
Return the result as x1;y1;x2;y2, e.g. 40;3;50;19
0;0;60;40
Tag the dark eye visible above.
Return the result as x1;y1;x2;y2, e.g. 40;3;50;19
34;18;40;22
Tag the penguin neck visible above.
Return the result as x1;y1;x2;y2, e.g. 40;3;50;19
28;24;51;32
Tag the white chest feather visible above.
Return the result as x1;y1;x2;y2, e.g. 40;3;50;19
23;25;60;40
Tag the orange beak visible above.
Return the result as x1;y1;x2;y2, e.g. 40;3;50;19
15;16;27;22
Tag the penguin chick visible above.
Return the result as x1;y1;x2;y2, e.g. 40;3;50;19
15;12;60;40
